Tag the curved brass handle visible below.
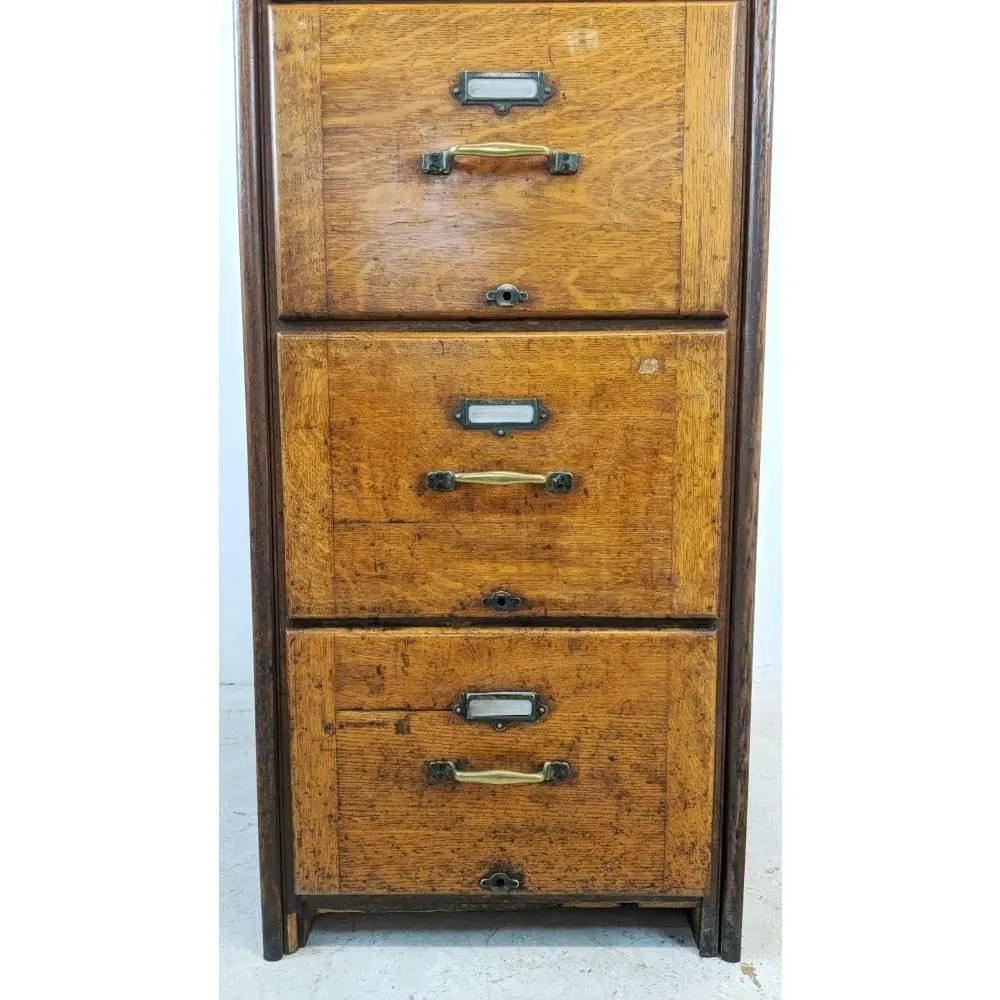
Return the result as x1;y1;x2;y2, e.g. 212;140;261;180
420;142;579;176
426;470;574;493
427;760;571;785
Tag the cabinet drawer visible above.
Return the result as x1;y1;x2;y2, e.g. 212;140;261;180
287;628;717;896
268;2;740;319
278;330;725;619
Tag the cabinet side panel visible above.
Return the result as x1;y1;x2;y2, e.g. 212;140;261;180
720;0;776;964
237;0;284;962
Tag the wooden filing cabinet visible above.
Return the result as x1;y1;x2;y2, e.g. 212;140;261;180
237;0;774;963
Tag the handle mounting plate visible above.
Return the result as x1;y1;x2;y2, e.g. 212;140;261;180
481;589;523;613
486;283;529;307
480;870;522;893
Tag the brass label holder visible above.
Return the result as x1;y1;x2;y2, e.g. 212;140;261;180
451;70;554;116
453;690;548;730
452;397;549;436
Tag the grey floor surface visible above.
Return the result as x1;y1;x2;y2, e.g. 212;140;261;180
221;661;780;998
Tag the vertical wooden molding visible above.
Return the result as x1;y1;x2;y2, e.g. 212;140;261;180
681;2;739;314
696;0;751;958
277;336;336;617
720;0;777;964
287;631;340;895
269;5;328;317
236;0;284;963
672;333;726;615
664;633;719;893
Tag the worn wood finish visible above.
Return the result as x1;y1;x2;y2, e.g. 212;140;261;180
285;912;300;954
286;631;340;893
673;332;727;613
267;2;739;318
277;339;335;617
278;331;726;618
720;0;774;964
286;628;717;896
305;894;700;915
237;0;284;963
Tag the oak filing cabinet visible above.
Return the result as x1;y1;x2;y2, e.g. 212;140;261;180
236;0;774;962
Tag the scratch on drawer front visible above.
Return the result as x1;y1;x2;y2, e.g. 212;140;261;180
564;28;599;53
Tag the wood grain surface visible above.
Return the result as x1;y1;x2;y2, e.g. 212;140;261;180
286;631;340;893
277;338;335;617
267;2;739;318
269;7;328;316
287;628;717;896
681;2;739;312
277;330;726;618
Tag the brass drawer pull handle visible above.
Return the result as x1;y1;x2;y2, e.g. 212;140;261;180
426;470;574;493
419;142;579;176
427;760;571;785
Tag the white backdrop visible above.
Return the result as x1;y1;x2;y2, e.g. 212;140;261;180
217;0;782;682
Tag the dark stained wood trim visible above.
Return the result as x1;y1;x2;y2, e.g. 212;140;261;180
252;0;311;954
236;0;284;962
276;316;729;334
287;616;719;631
254;0;308;952
719;0;776;964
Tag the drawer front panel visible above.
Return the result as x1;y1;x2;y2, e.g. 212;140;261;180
278;331;726;619
268;2;740;318
286;628;717;896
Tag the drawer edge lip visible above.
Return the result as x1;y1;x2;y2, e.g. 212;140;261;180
299;893;705;913
275;318;730;336
275;311;732;325
285;617;720;633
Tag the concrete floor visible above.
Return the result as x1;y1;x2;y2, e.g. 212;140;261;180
221;661;780;998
